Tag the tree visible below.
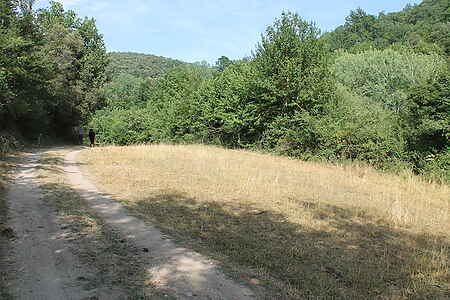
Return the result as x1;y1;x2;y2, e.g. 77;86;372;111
195;12;335;148
253;12;334;116
36;1;109;133
215;56;232;72
333;49;446;112
101;74;145;110
404;73;449;154
0;0;51;136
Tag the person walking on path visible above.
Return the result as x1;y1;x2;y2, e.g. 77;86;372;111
78;127;84;145
88;128;96;147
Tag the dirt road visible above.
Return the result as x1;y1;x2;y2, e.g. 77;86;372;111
1;148;256;299
2;151;125;299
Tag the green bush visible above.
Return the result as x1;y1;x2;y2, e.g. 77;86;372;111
89;108;154;145
333;49;446;112
0;133;20;157
192;60;262;147
262;86;407;169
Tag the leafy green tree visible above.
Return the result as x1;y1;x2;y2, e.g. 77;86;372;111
324;0;450;55
253;12;334;117
37;1;109;132
89;108;154;145
77;17;109;90
215;56;232;72
0;0;51;136
404;73;449;153
262;85;407;168
194;60;261;146
38;23;84;132
101;74;146;110
145;64;214;141
333;49;446;112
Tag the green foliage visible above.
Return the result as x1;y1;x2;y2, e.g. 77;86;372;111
193;60;261;147
144;64;214;141
405;73;449;153
90;64;214;144
37;1;109;129
333;49;446;112
101;74;146;109
402;73;450;182
0;0;52;137
106;52;186;80
253;12;334;116
215;56;233;72
324;0;450;56
89;108;154;145
262;86;407;169
0;0;108;143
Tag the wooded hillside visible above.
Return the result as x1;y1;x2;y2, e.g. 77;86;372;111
106;52;186;80
1;0;448;182
90;0;449;182
323;0;449;55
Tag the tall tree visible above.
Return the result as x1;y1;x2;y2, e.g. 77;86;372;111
37;1;109;133
253;11;334;117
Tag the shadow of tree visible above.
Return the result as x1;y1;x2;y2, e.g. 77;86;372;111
130;192;449;299
36;181;176;300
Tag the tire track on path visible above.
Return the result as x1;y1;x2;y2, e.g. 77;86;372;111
65;149;256;300
5;151;125;300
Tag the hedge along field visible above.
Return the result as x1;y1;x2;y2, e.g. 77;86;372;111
79;144;449;299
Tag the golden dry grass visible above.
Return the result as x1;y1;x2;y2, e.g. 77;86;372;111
79;144;449;299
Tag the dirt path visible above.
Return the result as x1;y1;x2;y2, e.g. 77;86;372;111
3;151;126;300
1;148;256;299
66;149;255;300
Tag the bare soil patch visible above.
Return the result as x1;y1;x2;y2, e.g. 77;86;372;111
79;144;450;299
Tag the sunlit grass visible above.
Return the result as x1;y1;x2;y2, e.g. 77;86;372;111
79;144;449;299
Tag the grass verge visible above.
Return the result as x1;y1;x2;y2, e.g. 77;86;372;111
79;144;449;299
0;154;17;299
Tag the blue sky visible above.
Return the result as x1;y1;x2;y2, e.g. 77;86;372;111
35;0;422;64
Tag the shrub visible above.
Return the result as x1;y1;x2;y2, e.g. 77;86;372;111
262;86;407;169
89;108;154;145
333;49;446;112
0;133;20;157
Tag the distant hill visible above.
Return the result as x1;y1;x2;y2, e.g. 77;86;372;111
106;52;187;80
323;0;449;55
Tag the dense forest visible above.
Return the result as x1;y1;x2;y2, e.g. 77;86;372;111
1;0;449;182
0;0;108;144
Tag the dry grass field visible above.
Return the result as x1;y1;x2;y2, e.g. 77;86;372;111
0;155;15;300
79;144;449;299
